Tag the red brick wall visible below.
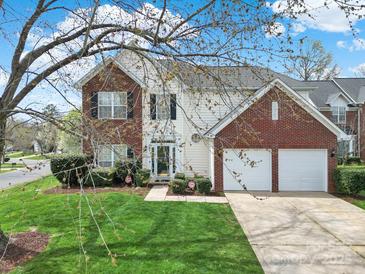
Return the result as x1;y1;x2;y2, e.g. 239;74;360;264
214;87;338;192
82;63;143;157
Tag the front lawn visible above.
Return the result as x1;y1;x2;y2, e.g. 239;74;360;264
6;151;35;158
0;177;262;274
0;163;25;168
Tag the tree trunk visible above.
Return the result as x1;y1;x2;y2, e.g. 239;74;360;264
0;229;9;253
0;115;6;164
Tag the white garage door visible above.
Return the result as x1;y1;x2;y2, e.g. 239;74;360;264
279;149;327;191
223;149;272;191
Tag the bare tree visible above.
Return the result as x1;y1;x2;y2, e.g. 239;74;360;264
1;0;364;266
284;40;340;81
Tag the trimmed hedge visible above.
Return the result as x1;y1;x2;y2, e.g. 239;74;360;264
85;167;115;187
196;178;212;194
334;166;365;195
170;179;186;194
50;154;89;186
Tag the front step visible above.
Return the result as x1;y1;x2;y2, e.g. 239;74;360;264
149;180;170;186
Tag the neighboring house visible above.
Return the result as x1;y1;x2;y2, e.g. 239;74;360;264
76;49;354;193
304;79;365;159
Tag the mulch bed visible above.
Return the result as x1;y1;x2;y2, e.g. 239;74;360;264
166;187;224;197
43;185;150;197
0;231;49;273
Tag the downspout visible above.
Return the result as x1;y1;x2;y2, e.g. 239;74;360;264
358;104;363;157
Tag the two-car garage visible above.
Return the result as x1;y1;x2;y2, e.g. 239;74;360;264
223;149;328;192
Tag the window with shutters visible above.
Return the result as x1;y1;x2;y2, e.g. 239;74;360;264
156;94;170;120
98;144;132;167
151;94;176;120
98;92;127;119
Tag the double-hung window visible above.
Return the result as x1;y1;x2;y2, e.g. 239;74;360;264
98;92;127;119
98;144;128;167
331;106;346;125
156;95;170;120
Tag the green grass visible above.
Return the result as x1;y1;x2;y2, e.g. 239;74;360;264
0;169;15;174
351;191;365;210
0;163;25;168
24;154;47;160
0;177;262;274
6;151;35;158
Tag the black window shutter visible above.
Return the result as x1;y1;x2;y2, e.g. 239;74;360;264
90;92;98;118
127;91;134;119
170;94;176;120
150;94;156;120
127;147;134;159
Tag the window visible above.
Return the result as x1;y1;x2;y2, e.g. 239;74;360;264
98;92;127;119
98;144;128;167
156;95;170;120
331;106;346;125
272;101;278;120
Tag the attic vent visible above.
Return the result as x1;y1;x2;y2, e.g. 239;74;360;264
272;101;278;120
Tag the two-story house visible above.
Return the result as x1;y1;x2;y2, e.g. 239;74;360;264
76;49;355;193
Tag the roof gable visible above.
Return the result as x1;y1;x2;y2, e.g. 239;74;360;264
206;79;348;140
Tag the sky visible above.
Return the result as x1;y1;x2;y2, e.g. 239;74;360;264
0;0;365;114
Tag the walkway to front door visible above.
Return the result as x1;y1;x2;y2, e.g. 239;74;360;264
225;192;365;273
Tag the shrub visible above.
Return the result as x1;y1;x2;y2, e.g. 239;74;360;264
170;179;187;194
344;157;362;165
50;154;89;186
85;167;115;187
196;178;212;194
114;160;141;184
334;166;365;195
174;172;185;180
136;169;151;186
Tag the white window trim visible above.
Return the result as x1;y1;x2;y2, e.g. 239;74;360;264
272;101;278;120
98;144;128;167
331;106;346;125
156;94;170;120
98;91;127;120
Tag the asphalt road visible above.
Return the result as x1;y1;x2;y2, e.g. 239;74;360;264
0;159;51;189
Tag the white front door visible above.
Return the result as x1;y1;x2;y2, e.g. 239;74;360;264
151;143;176;180
223;149;272;191
278;149;327;191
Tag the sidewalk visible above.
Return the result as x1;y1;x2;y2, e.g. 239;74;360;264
144;185;227;203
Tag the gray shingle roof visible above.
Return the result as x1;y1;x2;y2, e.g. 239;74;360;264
301;81;344;107
158;60;306;90
334;78;365;103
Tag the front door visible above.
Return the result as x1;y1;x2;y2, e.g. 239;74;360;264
151;143;176;180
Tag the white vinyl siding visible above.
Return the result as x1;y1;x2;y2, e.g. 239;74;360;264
98;92;127;119
98;144;127;167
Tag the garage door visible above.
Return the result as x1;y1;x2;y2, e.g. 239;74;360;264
279;149;327;191
223;149;272;191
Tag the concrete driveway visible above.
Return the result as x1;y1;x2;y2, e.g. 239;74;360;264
225;192;365;274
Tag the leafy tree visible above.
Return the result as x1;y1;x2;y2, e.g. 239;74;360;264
58;110;82;153
284;40;340;81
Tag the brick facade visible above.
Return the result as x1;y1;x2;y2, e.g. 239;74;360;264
82;63;143;158
214;87;338;192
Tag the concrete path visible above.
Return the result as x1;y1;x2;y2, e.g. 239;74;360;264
225;192;365;274
144;185;227;203
0;159;51;189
